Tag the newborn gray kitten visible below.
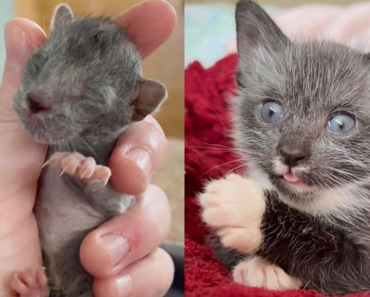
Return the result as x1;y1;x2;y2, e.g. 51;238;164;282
12;4;167;297
208;0;370;295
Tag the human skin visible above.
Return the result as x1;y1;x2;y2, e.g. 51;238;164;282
0;1;177;296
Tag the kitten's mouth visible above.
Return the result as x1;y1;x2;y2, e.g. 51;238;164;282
282;172;309;187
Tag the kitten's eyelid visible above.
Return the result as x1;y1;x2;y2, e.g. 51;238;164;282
92;31;105;41
260;98;282;105
328;110;356;121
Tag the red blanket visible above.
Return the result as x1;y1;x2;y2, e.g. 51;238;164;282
184;54;365;297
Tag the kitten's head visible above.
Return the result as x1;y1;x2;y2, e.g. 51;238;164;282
234;0;370;214
13;4;166;145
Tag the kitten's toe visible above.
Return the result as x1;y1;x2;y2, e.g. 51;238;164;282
60;153;85;176
233;257;301;291
89;165;111;185
11;267;49;297
225;173;245;182
42;152;70;168
78;157;96;179
43;151;84;176
79;162;111;184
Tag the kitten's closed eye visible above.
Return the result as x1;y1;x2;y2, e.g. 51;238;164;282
92;31;104;43
26;52;49;77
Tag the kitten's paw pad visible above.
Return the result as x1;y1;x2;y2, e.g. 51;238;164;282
198;174;265;253
43;152;111;184
233;257;301;291
11;267;49;297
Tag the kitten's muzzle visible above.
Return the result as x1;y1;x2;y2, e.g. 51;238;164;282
278;145;308;168
27;94;50;115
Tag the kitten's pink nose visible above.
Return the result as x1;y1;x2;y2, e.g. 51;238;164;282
27;95;50;114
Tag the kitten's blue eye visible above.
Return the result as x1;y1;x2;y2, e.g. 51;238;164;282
327;114;356;135
260;101;283;123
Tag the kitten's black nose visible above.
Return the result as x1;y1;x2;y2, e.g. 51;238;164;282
278;146;308;168
27;95;49;114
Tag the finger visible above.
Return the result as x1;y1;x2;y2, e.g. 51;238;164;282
80;184;171;278
0;20;47;296
114;0;177;59
0;19;47;200
109;116;167;195
1;18;46;108
93;248;174;297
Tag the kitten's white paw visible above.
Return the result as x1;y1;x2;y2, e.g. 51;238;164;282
198;174;265;253
44;152;111;185
233;257;301;290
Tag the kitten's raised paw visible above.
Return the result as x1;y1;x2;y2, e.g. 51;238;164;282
43;152;111;184
198;174;265;253
233;257;301;291
11;267;49;297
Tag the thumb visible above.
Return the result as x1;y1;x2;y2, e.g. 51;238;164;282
1;18;46;101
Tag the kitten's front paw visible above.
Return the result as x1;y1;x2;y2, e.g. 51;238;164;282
43;152;111;185
233;257;301;290
10;267;49;297
198;174;265;253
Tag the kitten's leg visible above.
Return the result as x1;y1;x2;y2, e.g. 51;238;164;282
256;192;370;294
206;233;249;270
207;234;301;290
233;256;301;290
10;267;49;297
198;174;300;290
43;152;134;216
198;174;265;254
200;175;370;294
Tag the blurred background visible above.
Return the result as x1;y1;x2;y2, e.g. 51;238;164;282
186;0;351;4
185;0;362;68
2;0;184;242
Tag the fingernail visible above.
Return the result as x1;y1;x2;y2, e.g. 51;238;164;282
126;148;152;180
116;275;132;297
4;24;25;64
101;234;130;267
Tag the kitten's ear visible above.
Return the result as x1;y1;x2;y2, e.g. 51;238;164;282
51;4;74;30
235;0;289;85
132;78;167;122
236;0;288;54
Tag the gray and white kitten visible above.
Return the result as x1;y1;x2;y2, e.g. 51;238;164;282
209;0;370;295
12;4;178;297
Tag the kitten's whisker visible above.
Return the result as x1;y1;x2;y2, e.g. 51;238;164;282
185;145;242;152
79;137;97;157
221;163;246;178
197;159;245;180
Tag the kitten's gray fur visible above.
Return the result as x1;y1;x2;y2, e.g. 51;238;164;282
13;4;170;297
210;0;370;295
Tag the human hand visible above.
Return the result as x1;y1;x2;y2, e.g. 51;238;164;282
0;1;176;296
